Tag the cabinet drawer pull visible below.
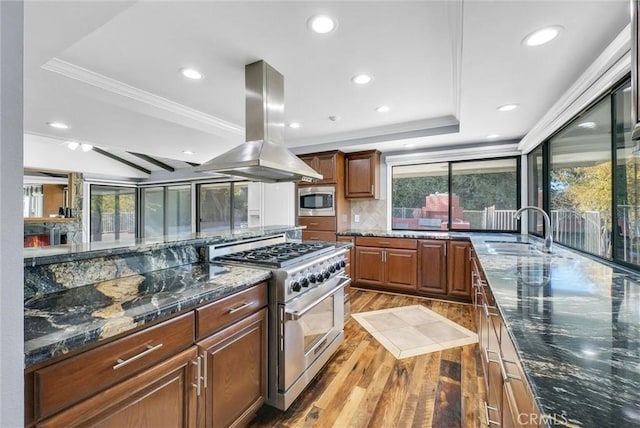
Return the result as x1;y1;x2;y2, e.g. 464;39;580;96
309;222;319;226
228;302;252;314
377;241;391;245
113;342;163;370
483;401;501;426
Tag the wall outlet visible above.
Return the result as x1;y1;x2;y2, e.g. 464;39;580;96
354;214;360;223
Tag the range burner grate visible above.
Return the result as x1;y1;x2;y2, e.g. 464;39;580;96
214;242;335;268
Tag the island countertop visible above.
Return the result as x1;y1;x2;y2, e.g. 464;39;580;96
470;234;640;427
24;262;271;369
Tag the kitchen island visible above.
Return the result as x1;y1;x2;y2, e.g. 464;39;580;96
23;225;303;368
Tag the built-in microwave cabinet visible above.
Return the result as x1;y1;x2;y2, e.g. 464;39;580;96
298;151;343;185
345;150;380;199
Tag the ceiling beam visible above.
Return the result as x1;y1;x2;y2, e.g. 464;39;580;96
93;147;151;175
127;151;175;172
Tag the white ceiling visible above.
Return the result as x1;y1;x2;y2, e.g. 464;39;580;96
23;1;630;179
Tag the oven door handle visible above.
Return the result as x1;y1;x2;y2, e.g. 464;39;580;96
285;276;351;320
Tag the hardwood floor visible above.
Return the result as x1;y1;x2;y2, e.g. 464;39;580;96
249;289;487;428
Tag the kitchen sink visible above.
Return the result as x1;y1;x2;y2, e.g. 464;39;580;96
485;241;546;257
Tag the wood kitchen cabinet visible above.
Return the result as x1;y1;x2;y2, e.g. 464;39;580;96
197;309;267;428
299;217;337;242
345;150;380;199
26;282;269;428
195;282;268;428
417;239;472;301
447;240;472;298
354;237;417;292
32;312;197;427
37;347;198;428
418;240;447;294
472;253;543;427
298;151;342;185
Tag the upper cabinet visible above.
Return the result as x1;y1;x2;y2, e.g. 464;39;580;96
298;151;342;185
345;150;380;199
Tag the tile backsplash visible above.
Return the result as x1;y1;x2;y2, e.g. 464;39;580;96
350;199;387;230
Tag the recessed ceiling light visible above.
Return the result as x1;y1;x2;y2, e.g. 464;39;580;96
307;15;337;34
376;105;390;113
328;115;341;122
80;143;93;152
288;122;301;129
183;150;195;155
497;104;519;112
404;143;415;148
66;141;79;150
180;68;203;80
486;133;501;139
352;74;373;85
522;25;563;47
577;121;596;129
47;121;69;129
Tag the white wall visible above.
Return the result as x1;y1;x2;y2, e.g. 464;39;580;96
0;2;25;426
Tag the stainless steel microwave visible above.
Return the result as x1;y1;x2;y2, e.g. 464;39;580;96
298;186;335;216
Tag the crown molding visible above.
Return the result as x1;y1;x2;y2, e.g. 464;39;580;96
42;57;243;136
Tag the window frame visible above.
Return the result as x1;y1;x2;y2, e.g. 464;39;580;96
389;155;521;232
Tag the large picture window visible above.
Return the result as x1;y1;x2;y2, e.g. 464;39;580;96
391;158;519;231
550;97;612;258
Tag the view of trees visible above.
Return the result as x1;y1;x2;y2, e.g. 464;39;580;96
392;169;518;211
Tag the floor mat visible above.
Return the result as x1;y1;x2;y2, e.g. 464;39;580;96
351;305;478;359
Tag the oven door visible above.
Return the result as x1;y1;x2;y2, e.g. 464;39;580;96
279;275;349;392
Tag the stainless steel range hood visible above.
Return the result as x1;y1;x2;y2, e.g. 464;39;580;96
195;60;322;183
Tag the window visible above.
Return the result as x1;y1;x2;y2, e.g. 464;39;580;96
392;163;448;230
613;82;637;264
141;185;192;238
451;159;519;230
89;185;136;242
391;158;519;231
167;185;191;235
197;182;248;232
527;145;545;235
550;97;612;258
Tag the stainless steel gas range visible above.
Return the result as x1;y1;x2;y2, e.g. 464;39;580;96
203;234;350;411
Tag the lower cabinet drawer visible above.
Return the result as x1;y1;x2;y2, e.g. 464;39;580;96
196;282;267;340
355;236;417;249
299;216;336;231
302;230;337;242
34;312;195;420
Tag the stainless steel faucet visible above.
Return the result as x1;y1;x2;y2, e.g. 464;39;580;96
514;206;553;253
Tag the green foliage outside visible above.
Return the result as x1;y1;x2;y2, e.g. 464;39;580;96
392;171;518;211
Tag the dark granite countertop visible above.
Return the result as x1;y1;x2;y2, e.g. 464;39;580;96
337;229;471;240
24;225;304;267
24;262;271;368
470;234;640;427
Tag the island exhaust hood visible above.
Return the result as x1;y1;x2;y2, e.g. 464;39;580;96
194;60;322;182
